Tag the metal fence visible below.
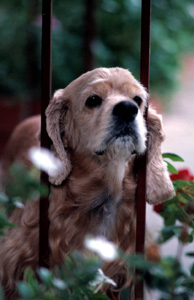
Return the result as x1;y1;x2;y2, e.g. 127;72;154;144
40;0;151;299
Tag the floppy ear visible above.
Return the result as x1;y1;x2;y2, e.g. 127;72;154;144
46;89;72;185
146;107;175;204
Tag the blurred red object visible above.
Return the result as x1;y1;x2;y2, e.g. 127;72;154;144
153;169;194;213
153;202;164;213
170;169;194;182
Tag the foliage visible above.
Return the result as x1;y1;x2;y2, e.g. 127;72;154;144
162;153;184;174
0;0;194;100
0;161;111;300
0;1;41;99
16;252;108;300
0;162;47;236
0;154;194;299
0;163;47;214
155;154;194;245
150;153;194;299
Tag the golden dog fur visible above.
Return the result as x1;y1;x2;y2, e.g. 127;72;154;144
0;68;174;299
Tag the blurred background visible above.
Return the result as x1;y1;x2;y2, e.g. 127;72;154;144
0;0;194;156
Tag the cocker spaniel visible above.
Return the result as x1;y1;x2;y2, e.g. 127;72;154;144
0;68;174;299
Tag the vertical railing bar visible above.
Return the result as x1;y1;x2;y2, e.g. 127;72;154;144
135;0;151;299
39;0;53;268
83;0;97;72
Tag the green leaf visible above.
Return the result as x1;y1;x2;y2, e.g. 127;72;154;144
124;254;156;271
173;180;189;189
164;160;178;174
162;152;184;162
190;263;194;276
158;225;183;244
0;192;9;204
38;268;53;286
164;213;176;226
189;234;194;243
0;213;14;236
186;251;194;257
179;191;194;203
0;285;5;300
17;282;35;298
23;268;36;285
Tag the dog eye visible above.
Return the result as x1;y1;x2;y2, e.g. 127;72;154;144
133;96;142;106
85;95;103;109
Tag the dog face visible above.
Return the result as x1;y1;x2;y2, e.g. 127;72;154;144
72;68;148;160
47;68;148;158
46;68;148;184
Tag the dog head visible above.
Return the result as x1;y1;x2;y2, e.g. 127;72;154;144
46;68;148;184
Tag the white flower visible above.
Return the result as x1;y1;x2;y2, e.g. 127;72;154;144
15;201;25;209
90;268;117;287
52;278;67;290
84;236;118;262
12;197;25;209
28;147;64;178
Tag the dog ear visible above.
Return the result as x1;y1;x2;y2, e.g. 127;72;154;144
46;89;72;185
146;107;175;204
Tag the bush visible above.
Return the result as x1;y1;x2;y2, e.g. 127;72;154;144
0;152;194;299
0;0;194;100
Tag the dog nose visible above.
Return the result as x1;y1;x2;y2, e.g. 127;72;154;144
112;101;138;122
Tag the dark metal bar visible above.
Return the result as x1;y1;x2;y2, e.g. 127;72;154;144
39;0;53;268
139;0;151;92
135;0;151;299
83;0;97;72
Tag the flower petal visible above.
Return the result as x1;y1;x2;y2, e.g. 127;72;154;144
28;147;64;177
84;236;118;261
90;269;117;287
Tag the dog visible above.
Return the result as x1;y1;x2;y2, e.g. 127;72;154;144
0;67;175;299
